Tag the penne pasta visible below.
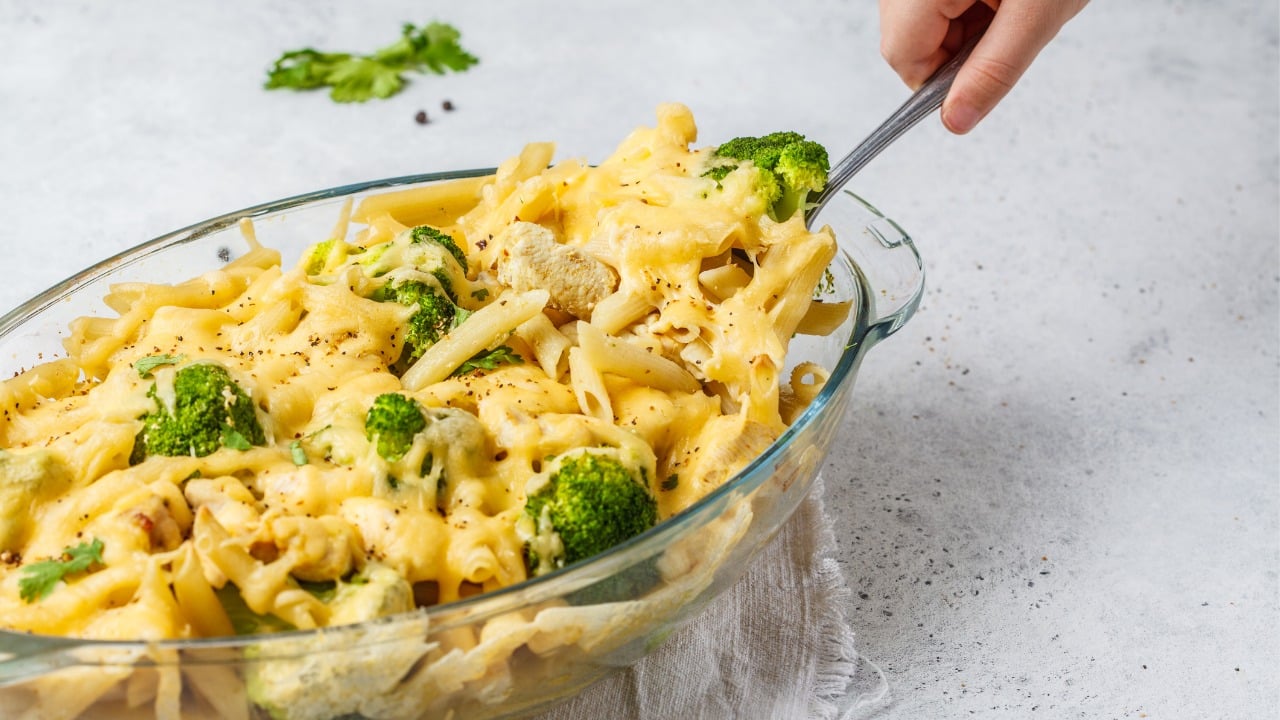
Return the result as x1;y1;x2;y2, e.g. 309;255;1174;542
568;346;613;422
352;174;493;228
401;289;550;390
576;321;700;393
515;312;572;380
795;299;853;336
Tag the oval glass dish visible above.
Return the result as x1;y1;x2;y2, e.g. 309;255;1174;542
0;171;923;720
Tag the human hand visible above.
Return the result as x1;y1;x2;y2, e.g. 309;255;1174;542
878;0;1089;134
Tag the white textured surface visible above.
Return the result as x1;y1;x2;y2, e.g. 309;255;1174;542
1;1;1276;717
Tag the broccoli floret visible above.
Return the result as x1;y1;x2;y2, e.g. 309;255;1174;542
361;227;477;367
407;225;467;302
363;393;428;462
244;621;431;720
358;227;468;296
371;279;470;366
307;225;492;372
130;362;265;463
303;238;339;275
363;394;440;493
410;225;468;274
301;238;365;276
243;565;423;720
325;563;414;626
523;451;657;576
705;131;830;222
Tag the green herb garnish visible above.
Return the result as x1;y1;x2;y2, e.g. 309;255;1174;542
135;354;185;378
18;538;105;602
290;440;308;466
452;345;522;377
265;22;479;103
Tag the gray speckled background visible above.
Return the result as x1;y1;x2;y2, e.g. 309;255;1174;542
2;1;1276;717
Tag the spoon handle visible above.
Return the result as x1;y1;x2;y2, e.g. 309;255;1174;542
810;34;982;219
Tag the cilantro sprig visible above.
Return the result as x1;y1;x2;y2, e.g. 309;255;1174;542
265;22;479;103
18;538;105;602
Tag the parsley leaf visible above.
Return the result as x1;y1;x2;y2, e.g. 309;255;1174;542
265;49;351;90
411;22;479;73
290;440;308;466
327;57;404;103
265;22;478;103
452;345;522;377
19;538;105;602
135;354;185;378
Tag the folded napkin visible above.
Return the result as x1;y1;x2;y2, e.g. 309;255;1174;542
534;478;861;720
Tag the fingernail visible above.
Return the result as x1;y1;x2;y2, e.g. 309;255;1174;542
942;103;981;135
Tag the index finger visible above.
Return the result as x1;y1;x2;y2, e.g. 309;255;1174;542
941;0;1086;132
879;0;998;88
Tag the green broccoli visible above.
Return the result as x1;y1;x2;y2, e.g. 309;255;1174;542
130;362;266;463
356;226;476;368
371;279;470;365
242;565;421;720
303;225;511;375
301;238;371;277
303;225;501;373
410;225;468;274
523;452;658;577
303;238;337;275
408;226;467;303
359;226;468;299
705;131;830;222
363;393;428;462
325;562;414;626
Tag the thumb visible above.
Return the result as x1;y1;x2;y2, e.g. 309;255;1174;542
941;1;1076;134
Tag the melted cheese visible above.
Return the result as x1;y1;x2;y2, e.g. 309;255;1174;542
0;103;840;643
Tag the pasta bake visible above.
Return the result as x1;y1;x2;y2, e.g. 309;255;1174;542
0;103;844;653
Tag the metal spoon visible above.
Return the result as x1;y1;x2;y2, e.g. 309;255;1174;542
807;35;981;224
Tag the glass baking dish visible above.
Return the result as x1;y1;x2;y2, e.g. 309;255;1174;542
0;170;923;720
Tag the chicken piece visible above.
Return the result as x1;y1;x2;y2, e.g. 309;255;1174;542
184;477;262;539
496;222;617;320
269;515;360;582
127;492;187;552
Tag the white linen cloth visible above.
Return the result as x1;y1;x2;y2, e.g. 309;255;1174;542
534;479;861;720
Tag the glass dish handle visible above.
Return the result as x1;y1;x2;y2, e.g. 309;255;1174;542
818;191;925;346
